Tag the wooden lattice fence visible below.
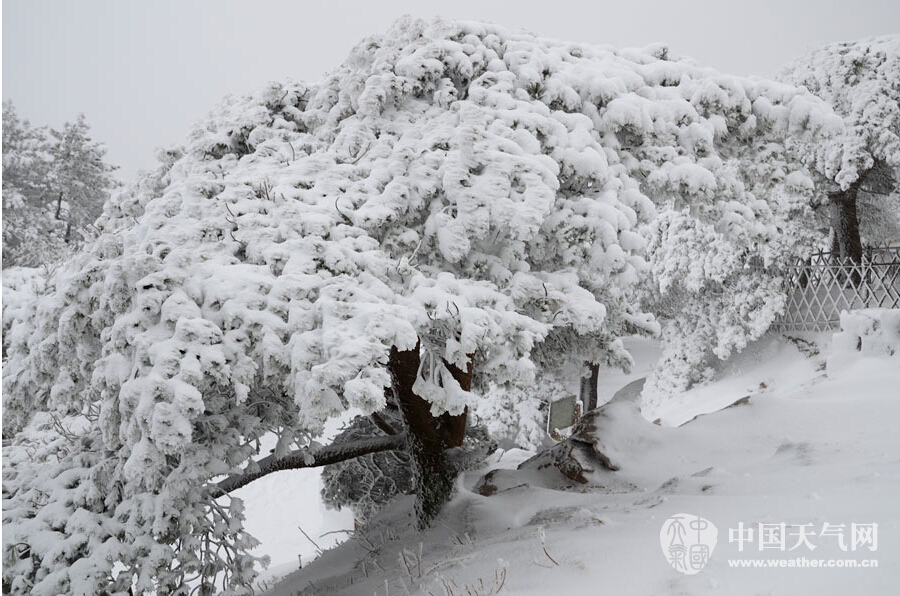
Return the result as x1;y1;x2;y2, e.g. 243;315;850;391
763;245;900;332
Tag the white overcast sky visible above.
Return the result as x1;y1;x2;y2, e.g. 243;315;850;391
3;0;899;181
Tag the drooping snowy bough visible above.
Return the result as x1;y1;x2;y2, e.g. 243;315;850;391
2;18;842;595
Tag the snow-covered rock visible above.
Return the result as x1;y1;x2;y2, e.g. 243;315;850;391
827;308;900;373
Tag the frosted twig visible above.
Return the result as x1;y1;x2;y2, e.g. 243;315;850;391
298;525;323;555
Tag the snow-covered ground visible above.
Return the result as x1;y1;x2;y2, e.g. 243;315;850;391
245;324;899;595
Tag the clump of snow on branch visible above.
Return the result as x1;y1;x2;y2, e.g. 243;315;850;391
474;379;558;451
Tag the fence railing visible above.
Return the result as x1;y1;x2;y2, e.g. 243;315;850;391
762;246;900;332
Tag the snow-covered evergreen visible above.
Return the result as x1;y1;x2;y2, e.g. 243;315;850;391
781;35;899;190
2;18;847;595
779;35;900;250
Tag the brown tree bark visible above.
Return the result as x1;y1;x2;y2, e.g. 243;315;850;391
389;341;473;527
829;176;864;285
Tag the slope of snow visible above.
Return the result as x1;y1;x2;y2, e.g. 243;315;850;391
645;332;829;427
255;331;900;595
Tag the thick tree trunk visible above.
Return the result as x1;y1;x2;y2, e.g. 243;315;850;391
579;362;600;412
389;341;471;528
829;176;864;285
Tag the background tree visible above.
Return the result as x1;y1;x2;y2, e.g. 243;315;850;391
1;102;118;267
48;115;119;245
2;101;53;265
2;18;843;595
779;35;900;261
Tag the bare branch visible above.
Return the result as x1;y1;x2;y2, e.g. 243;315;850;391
370;411;400;436
297;525;323;556
858;187;895;197
210;432;407;497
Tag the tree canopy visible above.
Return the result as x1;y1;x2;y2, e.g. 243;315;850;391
2;18;846;595
781;35;899;188
779;35;900;255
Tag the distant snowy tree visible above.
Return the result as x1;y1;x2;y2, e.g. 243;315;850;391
2;18;843;595
2;102;55;265
47;115;119;246
1;102;117;267
780;35;900;258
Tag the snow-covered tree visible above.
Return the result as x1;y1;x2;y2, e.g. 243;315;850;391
2;18;843;595
2;102;54;265
473;377;559;450
1;102;118;267
780;35;900;259
612;63;845;401
48;115;119;245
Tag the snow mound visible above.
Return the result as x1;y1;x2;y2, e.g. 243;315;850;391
827;308;900;373
645;333;826;426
